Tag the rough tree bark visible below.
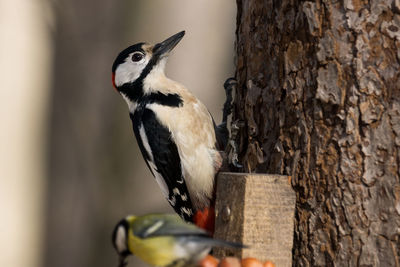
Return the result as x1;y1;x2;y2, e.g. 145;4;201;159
234;0;400;266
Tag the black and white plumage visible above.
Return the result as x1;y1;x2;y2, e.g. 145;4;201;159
112;31;222;222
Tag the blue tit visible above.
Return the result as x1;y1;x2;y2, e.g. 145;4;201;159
112;213;244;267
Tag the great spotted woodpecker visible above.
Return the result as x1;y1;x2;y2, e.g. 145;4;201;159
111;31;228;232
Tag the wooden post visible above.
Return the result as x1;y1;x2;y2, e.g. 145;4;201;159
213;173;296;267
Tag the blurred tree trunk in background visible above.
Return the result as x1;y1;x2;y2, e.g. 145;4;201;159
44;0;136;266
234;0;400;266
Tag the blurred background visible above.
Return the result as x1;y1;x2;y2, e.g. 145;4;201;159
0;0;235;266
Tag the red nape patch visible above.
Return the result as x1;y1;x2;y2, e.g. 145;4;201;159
111;72;117;91
193;207;215;234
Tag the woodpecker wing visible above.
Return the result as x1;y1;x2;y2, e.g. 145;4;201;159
130;108;194;222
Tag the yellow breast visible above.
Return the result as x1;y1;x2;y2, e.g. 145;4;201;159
129;233;176;266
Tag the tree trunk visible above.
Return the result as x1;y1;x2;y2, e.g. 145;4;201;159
234;0;400;266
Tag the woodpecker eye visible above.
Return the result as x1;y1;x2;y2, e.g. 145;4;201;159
131;52;144;62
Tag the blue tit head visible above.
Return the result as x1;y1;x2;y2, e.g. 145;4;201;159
112;217;131;266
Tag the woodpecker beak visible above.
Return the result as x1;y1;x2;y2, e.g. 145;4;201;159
153;31;185;58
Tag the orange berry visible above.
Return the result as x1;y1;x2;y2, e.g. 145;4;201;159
219;257;241;267
263;261;276;267
199;255;219;267
241;257;264;267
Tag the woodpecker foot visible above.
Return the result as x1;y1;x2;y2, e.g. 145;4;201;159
228;120;244;168
193;207;215;234
215;78;237;150
222;77;236;123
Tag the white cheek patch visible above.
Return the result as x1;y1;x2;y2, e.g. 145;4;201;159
114;61;144;87
114;55;149;87
115;226;127;253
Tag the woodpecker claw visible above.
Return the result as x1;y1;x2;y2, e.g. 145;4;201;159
229;143;241;167
219;78;244;169
222;78;236;123
228;119;244;169
215;78;236;150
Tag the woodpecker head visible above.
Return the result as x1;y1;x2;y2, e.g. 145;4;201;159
111;31;185;91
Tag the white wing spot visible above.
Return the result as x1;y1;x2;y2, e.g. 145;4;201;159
173;188;180;195
181;207;193;216
144;220;164;236
168;195;176;206
181;193;188;201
